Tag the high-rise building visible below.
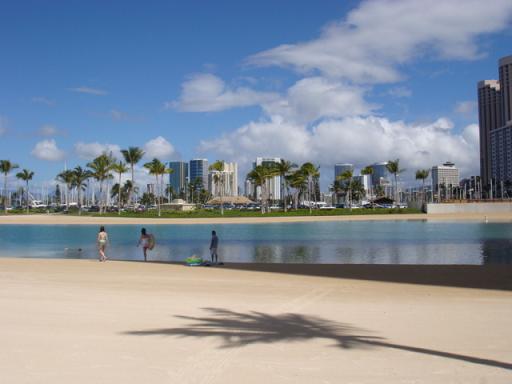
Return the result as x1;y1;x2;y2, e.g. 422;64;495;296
478;55;512;186
253;157;282;200
370;162;390;186
432;162;459;193
334;163;353;180
189;159;208;190
208;162;238;197
168;161;188;196
478;80;502;186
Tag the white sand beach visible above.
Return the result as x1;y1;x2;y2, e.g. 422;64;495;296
1;258;511;383
0;211;511;225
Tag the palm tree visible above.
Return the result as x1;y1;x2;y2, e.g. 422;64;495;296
415;169;430;204
386;159;405;207
209;160;226;215
87;153;115;214
288;170;307;210
56;169;75;211
337;169;354;211
300;162;320;214
121;147;145;204
0;160;19;213
276;159;297;212
247;165;277;214
144;158;167;217
111;161;128;215
361;165;374;201
72;166;92;215
15;169;34;213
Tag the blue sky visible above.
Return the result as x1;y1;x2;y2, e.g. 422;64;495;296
1;0;511;190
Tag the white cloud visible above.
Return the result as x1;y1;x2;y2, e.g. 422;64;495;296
454;100;477;116
248;0;512;83
144;136;175;159
32;97;56;106
31;139;65;161
199;115;479;180
169;73;279;112
74;142;121;160
69;86;108;96
263;77;375;123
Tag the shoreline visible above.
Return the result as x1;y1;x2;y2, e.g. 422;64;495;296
0;211;511;225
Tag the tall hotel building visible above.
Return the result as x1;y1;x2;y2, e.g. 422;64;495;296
208;162;238;197
168;161;188;195
478;55;512;185
189;159;209;190
252;157;282;200
334;163;353;180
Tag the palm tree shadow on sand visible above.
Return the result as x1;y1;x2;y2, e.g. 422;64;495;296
123;308;511;371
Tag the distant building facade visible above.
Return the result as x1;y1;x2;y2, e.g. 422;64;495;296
478;55;512;186
253;157;282;200
208;162;238;197
189;159;209;190
334;163;353;181
370;162;390;187
168;161;188;195
432;162;459;193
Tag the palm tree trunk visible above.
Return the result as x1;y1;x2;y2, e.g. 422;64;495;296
155;174;161;217
220;176;224;216
118;172;122;216
26;181;29;214
4;174;7;214
130;164;135;205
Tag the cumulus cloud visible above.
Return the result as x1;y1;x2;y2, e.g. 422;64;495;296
144;136;175;159
169;73;279;112
31;139;66;161
248;0;512;83
263;77;375;123
69;86;108;96
74;142;121;160
199;116;479;181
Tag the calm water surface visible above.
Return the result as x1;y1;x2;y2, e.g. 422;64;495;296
0;221;511;265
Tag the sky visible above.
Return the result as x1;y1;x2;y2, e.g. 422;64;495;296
1;0;512;191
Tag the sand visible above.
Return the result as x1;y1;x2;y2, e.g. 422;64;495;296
0;211;511;225
1;258;511;383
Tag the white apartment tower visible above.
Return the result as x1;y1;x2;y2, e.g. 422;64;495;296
208;162;238;197
432;162;459;193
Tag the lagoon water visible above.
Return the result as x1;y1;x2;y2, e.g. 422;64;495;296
0;221;511;265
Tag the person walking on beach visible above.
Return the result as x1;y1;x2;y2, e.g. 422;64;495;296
209;230;219;264
97;226;108;262
137;227;154;262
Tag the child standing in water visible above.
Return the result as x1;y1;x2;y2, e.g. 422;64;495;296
97;226;108;262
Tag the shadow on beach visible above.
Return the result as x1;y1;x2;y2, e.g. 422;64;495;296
123;308;512;371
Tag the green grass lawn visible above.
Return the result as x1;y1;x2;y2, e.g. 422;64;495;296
1;207;423;218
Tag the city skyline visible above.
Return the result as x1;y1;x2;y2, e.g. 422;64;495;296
1;1;512;191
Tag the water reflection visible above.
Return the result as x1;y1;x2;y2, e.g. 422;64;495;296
0;222;511;265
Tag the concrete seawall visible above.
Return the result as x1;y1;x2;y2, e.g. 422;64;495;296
427;202;512;214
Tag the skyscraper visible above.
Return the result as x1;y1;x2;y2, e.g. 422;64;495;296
253;157;282;200
168;161;188;196
478;80;502;186
208;162;238;197
370;162;390;187
189;159;208;190
432;161;459;194
478;55;512;186
334;163;353;180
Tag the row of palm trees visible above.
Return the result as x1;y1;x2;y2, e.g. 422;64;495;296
1;160;35;214
247;160;320;214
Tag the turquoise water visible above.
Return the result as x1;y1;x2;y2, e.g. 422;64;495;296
0;221;511;265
